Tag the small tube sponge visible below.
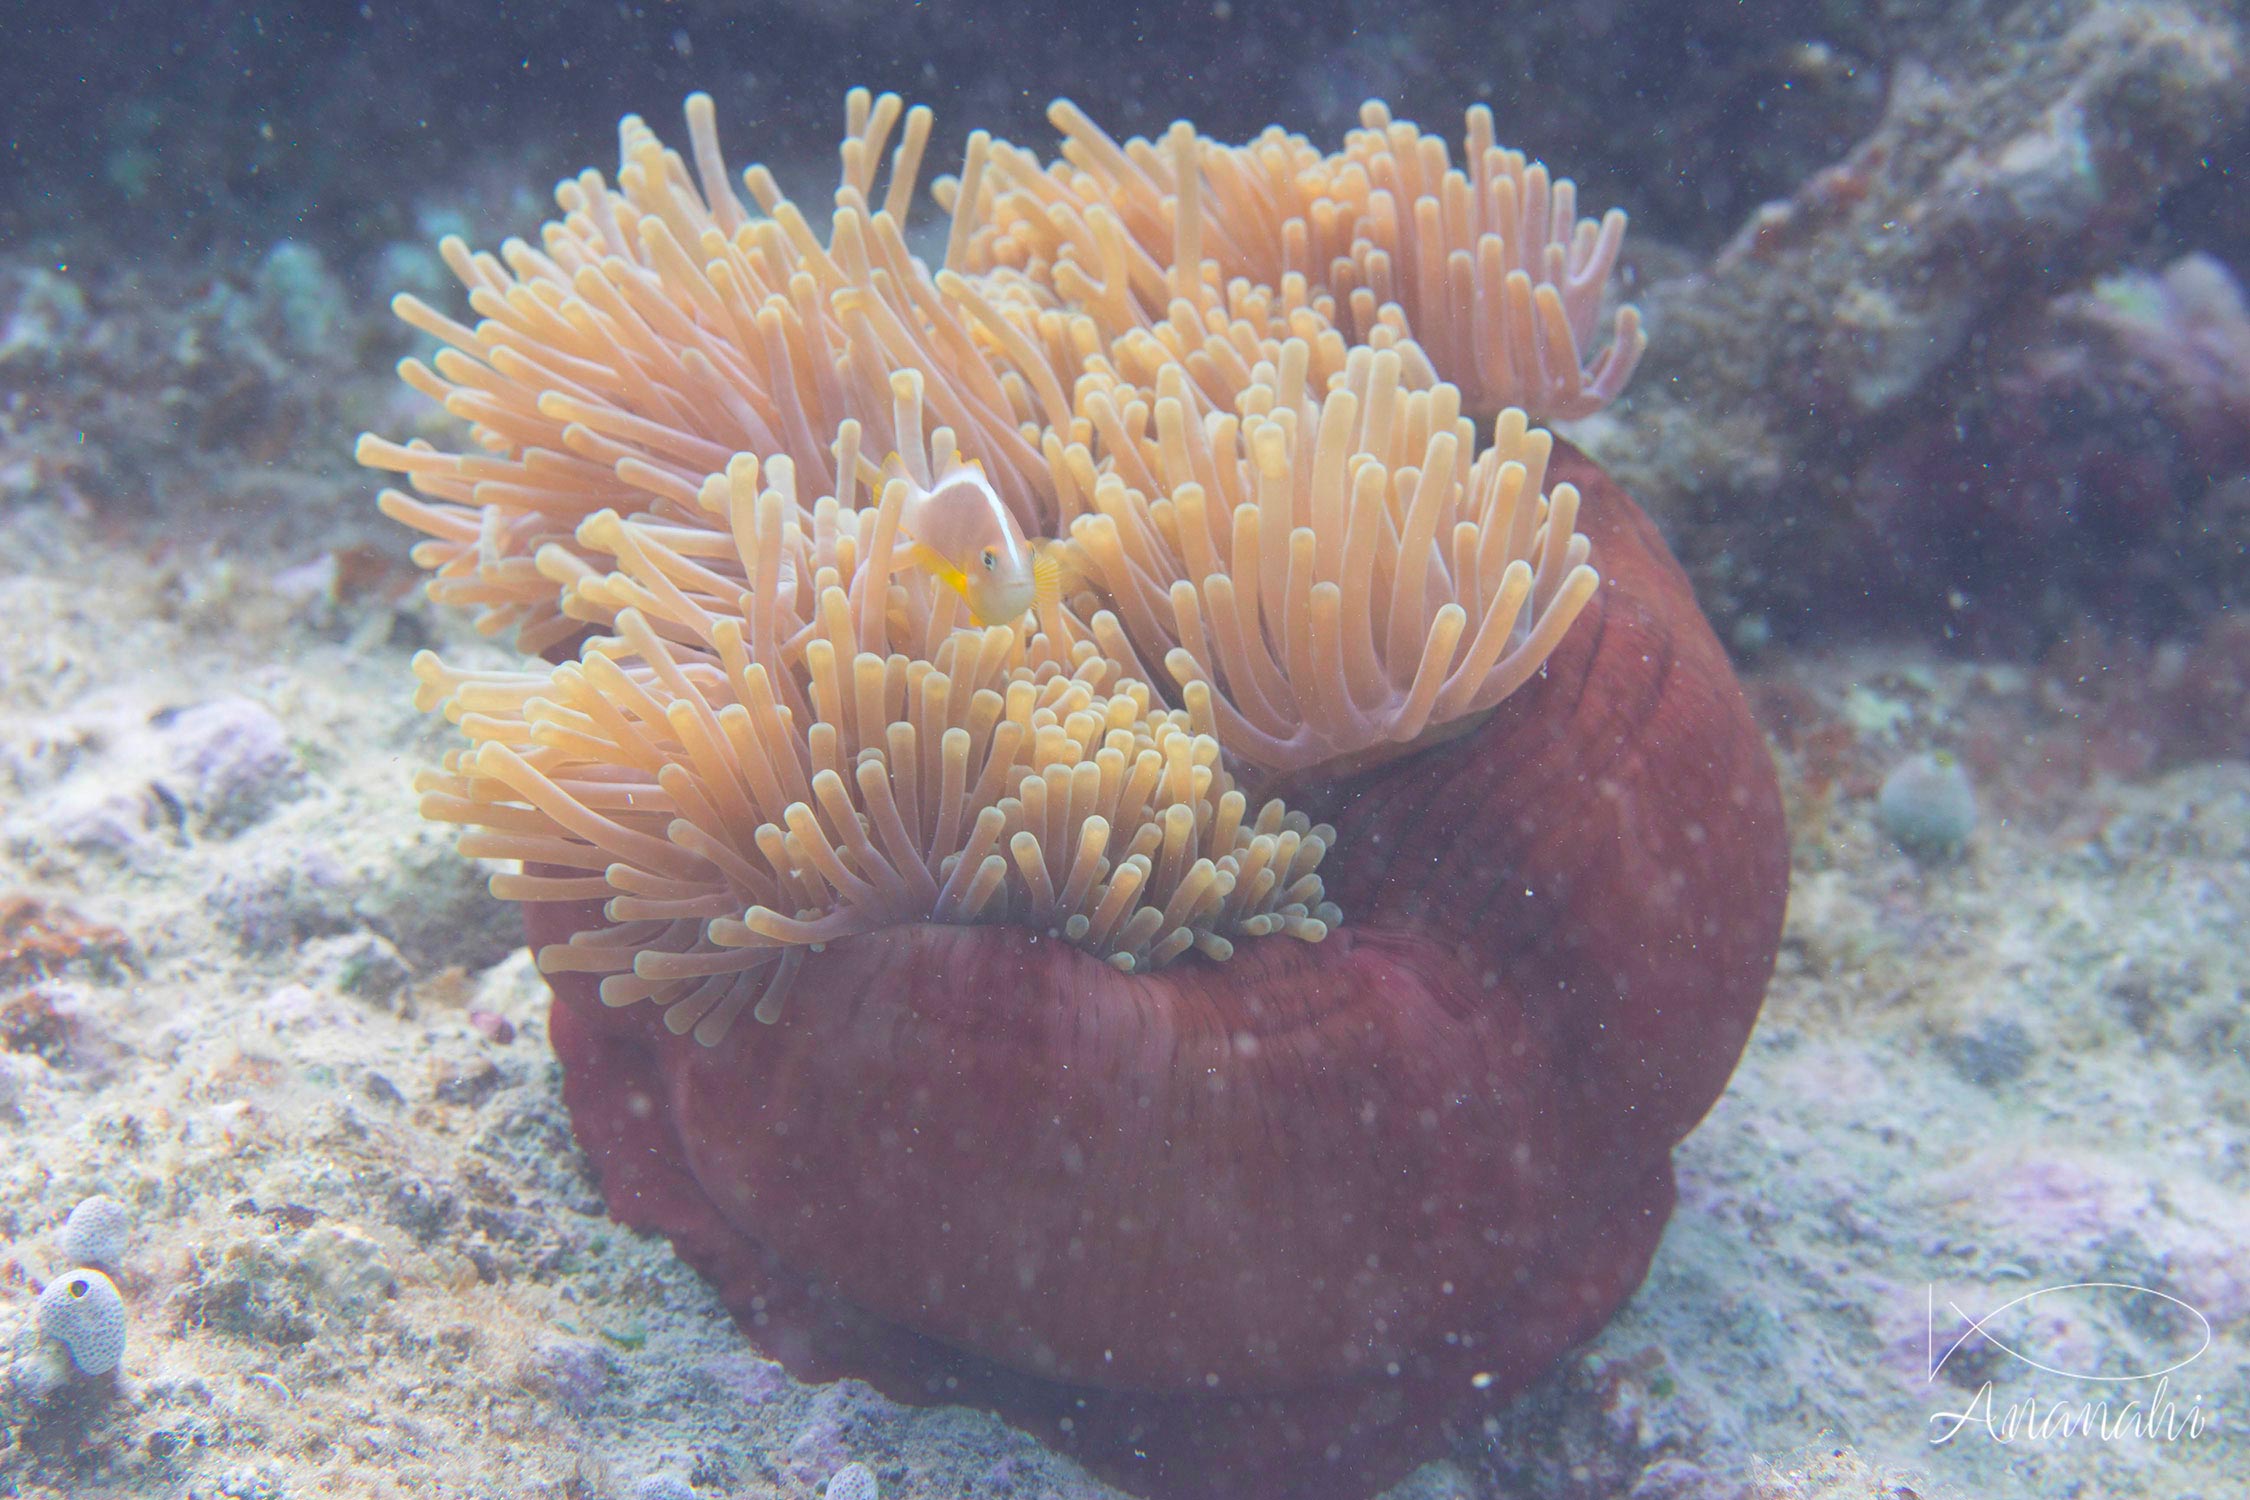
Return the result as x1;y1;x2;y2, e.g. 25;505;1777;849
59;1195;131;1270
35;1268;127;1376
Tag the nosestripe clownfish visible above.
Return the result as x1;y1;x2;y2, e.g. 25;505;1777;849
878;450;1068;627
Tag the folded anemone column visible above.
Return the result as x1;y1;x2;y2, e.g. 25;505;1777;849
362;91;1785;1500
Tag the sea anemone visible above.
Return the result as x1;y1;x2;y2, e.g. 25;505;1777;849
363;91;1784;1500
943;98;1645;420
412;439;1340;1043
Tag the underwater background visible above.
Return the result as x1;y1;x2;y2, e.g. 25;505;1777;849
1;1;2246;1497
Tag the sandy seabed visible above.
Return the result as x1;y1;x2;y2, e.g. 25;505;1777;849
0;484;2243;1500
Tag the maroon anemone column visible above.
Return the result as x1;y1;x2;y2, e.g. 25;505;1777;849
536;444;1787;1500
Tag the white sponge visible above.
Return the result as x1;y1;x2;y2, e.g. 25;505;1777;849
36;1268;127;1376
60;1195;132;1269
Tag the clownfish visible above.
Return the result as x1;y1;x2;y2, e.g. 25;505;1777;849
882;451;1072;627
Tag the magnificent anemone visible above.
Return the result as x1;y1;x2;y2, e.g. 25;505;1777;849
361;91;1783;1500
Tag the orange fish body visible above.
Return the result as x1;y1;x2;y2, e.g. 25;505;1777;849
886;451;1062;626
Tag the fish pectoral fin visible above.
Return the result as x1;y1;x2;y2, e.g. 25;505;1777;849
1032;545;1064;611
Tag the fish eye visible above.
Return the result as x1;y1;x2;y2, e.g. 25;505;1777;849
981;548;999;571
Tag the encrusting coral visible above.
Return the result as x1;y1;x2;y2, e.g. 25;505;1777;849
363;89;1622;1034
362;88;1782;1500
